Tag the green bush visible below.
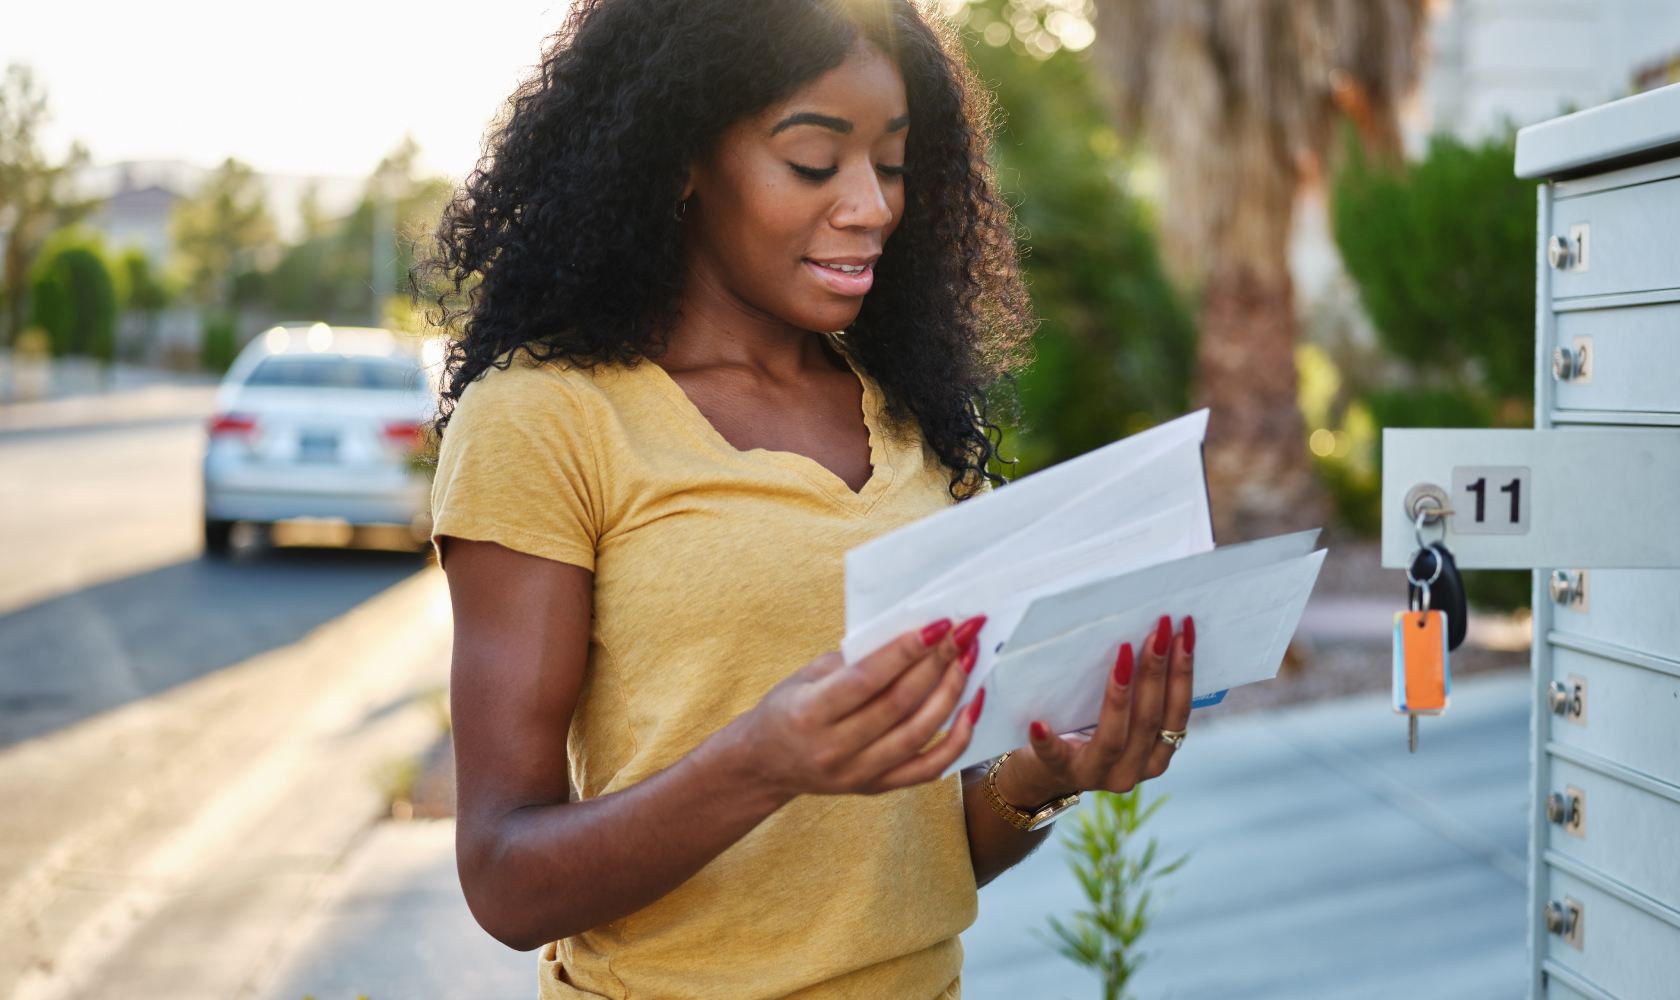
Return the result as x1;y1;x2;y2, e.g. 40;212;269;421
200;315;238;373
116;247;173;312
28;231;119;362
1332;128;1534;400
1461;569;1532;613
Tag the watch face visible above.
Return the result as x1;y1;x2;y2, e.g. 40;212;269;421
1026;797;1078;832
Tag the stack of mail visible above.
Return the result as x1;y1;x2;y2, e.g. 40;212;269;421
841;410;1326;775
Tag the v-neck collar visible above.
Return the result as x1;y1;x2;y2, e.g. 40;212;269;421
640;333;896;514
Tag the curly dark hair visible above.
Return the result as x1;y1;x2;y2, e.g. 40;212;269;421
414;0;1037;499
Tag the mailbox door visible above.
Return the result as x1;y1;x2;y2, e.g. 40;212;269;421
1380;427;1680;570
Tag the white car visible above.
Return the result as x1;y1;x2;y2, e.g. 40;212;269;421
200;322;443;555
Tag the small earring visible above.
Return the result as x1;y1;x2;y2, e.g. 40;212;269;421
673;197;689;222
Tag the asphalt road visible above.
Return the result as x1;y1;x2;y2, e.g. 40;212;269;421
0;401;428;746
0;389;450;998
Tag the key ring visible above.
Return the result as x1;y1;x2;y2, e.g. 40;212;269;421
1409;579;1432;616
1406;505;1447;612
1406;544;1443;590
1412;504;1451;553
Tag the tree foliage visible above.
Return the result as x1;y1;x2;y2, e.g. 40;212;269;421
116;246;173;312
0;62;97;346
28;228;118;361
956;1;1195;475
168;156;276;311
1331;129;1535;399
266;136;452;327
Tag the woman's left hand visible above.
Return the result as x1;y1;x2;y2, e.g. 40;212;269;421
993;614;1194;805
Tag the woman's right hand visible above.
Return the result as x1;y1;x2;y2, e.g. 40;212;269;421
733;615;988;798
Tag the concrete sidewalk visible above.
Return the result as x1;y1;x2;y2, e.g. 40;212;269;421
0;352;218;437
261;669;1532;1000
965;668;1530;1000
0;351;218;405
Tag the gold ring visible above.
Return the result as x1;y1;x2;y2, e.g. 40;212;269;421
1158;728;1186;749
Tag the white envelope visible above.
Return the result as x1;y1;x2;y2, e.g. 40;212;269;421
947;546;1326;775
842;501;1206;711
900;440;1213;609
843;409;1210;634
1003;529;1321;653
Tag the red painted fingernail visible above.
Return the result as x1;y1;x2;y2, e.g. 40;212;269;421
952;614;987;654
967;688;986;725
1183;615;1196;654
1030;720;1048;741
1113;642;1134;686
959;644;978;674
920;618;953;647
1153;615;1171;657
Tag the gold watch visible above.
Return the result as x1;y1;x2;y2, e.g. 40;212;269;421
981;751;1081;832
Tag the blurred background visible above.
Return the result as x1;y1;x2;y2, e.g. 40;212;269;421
3;1;1678;998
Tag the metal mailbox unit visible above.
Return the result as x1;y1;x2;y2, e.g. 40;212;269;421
1381;82;1680;1000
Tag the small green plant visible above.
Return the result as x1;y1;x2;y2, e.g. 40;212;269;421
1040;789;1188;1000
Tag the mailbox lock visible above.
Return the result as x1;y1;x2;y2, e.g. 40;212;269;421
1549;570;1586;607
1545;792;1571;824
1553;346;1584;381
1547;225;1590;271
1545;898;1584;948
1402;483;1451;528
1546;787;1585;835
1548;678;1586;721
1546;235;1573;270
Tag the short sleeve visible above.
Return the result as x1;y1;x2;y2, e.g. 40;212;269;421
428;362;603;571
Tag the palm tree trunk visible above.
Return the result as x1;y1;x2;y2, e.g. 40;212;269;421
1195;262;1327;541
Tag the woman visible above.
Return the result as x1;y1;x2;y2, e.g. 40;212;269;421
419;1;1195;996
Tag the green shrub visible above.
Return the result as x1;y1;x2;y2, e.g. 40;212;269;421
200;315;238;373
1331;128;1534;401
1461;570;1532;613
28;231;119;362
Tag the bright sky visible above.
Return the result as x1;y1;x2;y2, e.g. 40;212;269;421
5;0;578;183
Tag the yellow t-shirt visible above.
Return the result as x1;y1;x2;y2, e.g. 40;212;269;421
429;339;979;999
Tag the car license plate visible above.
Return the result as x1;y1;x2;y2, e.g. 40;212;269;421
297;430;339;463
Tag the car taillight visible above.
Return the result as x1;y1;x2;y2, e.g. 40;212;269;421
208;413;258;438
382;420;423;451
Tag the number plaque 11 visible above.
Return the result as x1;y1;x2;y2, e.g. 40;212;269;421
1452;466;1531;535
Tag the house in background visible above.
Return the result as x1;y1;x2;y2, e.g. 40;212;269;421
1425;0;1680;142
83;161;200;267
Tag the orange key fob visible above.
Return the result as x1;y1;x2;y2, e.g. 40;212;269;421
1393;610;1450;716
